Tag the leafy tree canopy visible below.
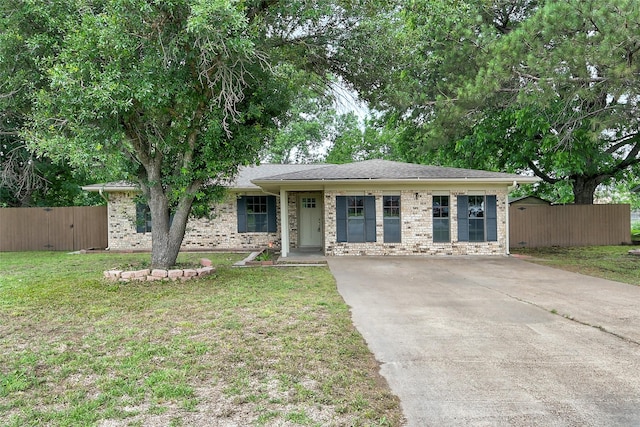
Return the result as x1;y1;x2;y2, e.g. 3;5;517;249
17;0;390;267
374;0;640;204
0;0;104;207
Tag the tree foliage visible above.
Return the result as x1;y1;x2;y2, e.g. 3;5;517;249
0;0;102;207
375;0;640;204
19;0;389;267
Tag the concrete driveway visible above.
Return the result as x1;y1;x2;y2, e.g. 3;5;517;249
328;256;640;426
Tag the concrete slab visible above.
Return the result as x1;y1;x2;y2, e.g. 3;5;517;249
328;256;640;426
278;249;327;264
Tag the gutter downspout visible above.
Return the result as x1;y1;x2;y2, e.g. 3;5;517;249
506;180;518;255
98;187;110;251
98;187;109;203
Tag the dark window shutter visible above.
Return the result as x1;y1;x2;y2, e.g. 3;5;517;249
486;195;497;241
136;203;147;233
364;196;377;242
237;196;247;233
457;196;469;242
336;196;347;242
267;196;277;233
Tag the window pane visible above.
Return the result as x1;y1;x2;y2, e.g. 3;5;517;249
136;203;152;233
302;197;316;208
433;218;450;242
469;218;485;242
433;196;449;218
348;218;365;242
383;196;400;218
384;218;401;243
247;196;267;213
468;196;484;218
348;196;364;217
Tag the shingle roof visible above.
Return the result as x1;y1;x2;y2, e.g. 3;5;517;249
84;160;538;193
233;163;327;188
82;164;328;192
256;159;529;181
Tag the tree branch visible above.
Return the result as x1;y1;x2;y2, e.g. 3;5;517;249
528;160;561;184
606;132;640;154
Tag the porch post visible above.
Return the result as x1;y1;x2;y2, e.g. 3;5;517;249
505;192;510;255
280;189;289;257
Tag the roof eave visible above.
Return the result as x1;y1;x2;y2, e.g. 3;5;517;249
251;177;541;186
82;184;139;192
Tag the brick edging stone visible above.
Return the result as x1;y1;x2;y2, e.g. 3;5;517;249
104;258;215;282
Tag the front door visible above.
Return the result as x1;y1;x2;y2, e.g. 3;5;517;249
298;193;323;248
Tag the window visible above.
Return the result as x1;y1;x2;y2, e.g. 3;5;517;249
456;195;497;242
432;195;450;242
468;195;485;242
336;196;376;243
136;203;152;233
302;197;316;208
237;195;277;233
383;196;401;243
347;196;365;242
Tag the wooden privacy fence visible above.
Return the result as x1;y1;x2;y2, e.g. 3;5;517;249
0;206;107;251
509;204;631;248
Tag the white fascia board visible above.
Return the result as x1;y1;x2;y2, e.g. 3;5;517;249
81;184;139;192
251;176;541;189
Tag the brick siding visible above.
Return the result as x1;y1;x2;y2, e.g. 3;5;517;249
107;188;508;255
106;192;283;251
323;189;508;256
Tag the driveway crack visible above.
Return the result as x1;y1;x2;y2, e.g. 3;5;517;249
476;283;640;347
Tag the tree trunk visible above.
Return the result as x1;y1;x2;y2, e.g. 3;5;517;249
141;155;197;268
148;191;195;269
571;175;603;205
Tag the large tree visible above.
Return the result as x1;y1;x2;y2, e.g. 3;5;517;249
0;0;103;207
465;0;640;204
376;0;640;204
22;0;387;267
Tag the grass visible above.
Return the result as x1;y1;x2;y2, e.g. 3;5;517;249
0;252;402;427
512;245;640;286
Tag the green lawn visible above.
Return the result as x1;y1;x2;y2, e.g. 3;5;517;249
0;252;402;427
512;245;640;286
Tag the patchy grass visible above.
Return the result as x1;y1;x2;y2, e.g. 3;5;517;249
512;246;640;286
0;252;402;427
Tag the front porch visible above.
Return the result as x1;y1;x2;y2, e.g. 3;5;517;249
277;247;326;264
280;190;325;258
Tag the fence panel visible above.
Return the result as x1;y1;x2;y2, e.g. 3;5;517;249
48;207;75;250
510;204;631;248
0;208;49;251
73;206;108;250
0;206;107;251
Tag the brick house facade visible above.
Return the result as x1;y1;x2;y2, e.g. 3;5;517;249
84;160;538;256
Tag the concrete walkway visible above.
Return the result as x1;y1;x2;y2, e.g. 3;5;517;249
328;256;640;426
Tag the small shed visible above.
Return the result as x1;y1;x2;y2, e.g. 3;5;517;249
509;195;551;206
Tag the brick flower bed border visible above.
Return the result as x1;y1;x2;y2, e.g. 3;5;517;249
104;258;216;282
